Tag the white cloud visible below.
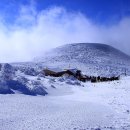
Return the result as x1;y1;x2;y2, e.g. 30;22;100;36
0;4;130;63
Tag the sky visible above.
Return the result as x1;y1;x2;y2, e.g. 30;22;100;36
0;0;130;62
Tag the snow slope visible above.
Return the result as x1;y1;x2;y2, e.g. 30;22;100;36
36;43;130;76
0;43;130;129
0;76;130;130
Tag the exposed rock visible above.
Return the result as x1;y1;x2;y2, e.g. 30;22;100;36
0;81;14;94
6;80;35;95
50;85;56;89
16;76;29;85
24;67;39;76
32;86;47;96
30;80;48;95
1;63;15;81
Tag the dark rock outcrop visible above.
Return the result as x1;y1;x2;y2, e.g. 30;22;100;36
24;67;38;76
0;81;14;94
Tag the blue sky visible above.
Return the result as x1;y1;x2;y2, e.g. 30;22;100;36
0;0;130;62
0;0;130;25
36;0;130;25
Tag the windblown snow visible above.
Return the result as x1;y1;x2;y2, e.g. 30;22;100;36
0;43;130;130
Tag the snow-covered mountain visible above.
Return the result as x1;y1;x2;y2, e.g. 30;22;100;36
1;43;130;130
36;43;130;76
1;43;129;95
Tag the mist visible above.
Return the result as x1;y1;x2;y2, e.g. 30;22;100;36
0;4;130;63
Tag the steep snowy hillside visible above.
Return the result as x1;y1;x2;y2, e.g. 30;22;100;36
36;43;130;76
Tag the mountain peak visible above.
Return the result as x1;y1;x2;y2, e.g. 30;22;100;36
35;43;130;76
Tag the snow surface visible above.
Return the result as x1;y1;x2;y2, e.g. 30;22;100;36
0;76;130;130
35;43;130;76
0;43;130;129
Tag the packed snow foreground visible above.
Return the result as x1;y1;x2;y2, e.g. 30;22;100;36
0;63;130;130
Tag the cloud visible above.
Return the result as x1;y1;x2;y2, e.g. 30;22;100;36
0;3;130;63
